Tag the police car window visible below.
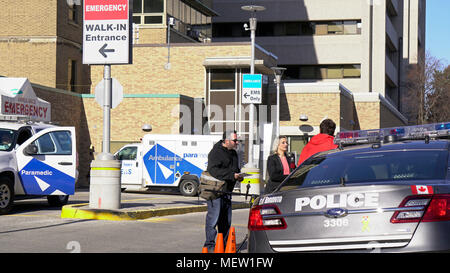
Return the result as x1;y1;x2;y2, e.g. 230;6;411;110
0;129;16;151
278;150;448;191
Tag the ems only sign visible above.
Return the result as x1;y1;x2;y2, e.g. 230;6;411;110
242;74;262;104
83;0;132;64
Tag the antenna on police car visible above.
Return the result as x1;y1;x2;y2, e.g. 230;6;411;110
340;177;346;187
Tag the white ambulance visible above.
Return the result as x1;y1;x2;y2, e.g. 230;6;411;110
115;134;221;196
0;78;77;215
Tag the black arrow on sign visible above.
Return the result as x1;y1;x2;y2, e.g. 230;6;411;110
243;93;250;99
99;43;115;58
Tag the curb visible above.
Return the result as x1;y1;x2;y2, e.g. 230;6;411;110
61;202;251;221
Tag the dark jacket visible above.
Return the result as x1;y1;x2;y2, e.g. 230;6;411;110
206;140;240;193
265;153;295;193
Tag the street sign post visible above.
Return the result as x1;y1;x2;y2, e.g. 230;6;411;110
83;0;132;210
242;74;262;104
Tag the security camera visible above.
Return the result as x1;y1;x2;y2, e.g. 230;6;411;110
299;114;308;122
142;124;152;132
243;23;249;31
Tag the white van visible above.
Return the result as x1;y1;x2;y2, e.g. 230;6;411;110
115;134;221;196
0;118;77;214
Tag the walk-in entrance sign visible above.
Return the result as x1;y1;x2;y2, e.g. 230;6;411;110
82;0;132;210
83;0;132;65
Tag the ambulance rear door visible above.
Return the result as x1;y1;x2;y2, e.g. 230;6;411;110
16;127;76;196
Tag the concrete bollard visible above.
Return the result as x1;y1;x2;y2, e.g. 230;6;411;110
89;153;121;210
240;167;260;195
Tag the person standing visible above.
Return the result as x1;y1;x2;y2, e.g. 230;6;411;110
203;130;242;252
265;136;295;194
297;119;338;165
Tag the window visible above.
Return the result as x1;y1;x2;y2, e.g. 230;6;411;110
327;65;343;79
298;64;361;80
327;21;343;34
278;150;448;191
0;129;16;151
343;64;361;78
116;146;138;160
213;20;361;38
67;0;79;24
210;69;235;90
32;131;72;155
133;0;164;25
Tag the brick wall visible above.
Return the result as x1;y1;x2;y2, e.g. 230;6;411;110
0;41;57;87
1;0;57;36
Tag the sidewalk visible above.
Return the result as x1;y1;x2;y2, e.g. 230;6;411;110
61;188;253;221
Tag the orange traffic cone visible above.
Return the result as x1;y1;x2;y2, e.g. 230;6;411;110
202;247;208;253
214;233;224;253
225;227;236;253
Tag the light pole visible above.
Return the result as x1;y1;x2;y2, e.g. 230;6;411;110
165;17;175;70
241;5;265;168
270;67;286;137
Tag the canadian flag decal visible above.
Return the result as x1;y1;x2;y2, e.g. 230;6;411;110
411;185;434;195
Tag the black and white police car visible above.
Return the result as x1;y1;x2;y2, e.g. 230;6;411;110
248;122;450;253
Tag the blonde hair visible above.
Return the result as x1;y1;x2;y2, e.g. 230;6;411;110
271;135;288;155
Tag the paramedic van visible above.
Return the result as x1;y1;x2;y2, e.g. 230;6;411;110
0;117;77;214
115;134;221;196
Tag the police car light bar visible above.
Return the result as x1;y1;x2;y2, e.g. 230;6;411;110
335;122;450;146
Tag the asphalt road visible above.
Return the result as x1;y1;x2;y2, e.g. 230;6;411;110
0;196;251;253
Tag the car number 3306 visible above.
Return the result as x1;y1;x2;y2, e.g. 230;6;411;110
324;218;349;228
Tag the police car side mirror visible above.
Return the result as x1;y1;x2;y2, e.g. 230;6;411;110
24;144;38;156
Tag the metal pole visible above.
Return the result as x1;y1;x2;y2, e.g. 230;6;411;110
270;66;285;139
102;64;112;153
276;78;280;137
248;16;256;167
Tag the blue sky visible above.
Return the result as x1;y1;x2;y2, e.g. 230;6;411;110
426;0;450;65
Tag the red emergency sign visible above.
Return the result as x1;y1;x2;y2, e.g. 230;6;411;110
84;0;129;20
3;101;49;119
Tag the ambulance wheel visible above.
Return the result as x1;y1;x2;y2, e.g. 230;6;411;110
47;195;69;207
179;180;199;196
0;178;14;215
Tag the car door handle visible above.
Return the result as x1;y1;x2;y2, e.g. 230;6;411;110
58;162;73;166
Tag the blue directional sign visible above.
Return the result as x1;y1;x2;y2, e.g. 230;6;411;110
242;74;262;104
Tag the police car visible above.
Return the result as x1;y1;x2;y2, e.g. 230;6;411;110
0;116;77;215
248;122;450;253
